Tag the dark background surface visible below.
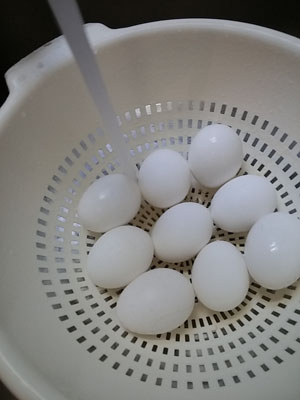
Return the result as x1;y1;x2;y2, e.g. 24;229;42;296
0;0;300;398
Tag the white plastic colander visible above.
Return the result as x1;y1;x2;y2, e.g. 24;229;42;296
0;19;299;400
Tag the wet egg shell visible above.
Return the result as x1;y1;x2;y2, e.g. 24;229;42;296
116;269;195;335
188;124;243;188
245;212;300;290
138;149;191;208
192;241;249;311
210;174;277;232
87;226;154;289
151;202;213;263
77;174;141;232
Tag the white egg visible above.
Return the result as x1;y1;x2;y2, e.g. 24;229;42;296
87;226;154;288
192;241;249;311
245;212;300;290
138;149;191;208
77;174;141;232
211;174;277;232
151;202;213;263
188;124;243;188
116;269;195;334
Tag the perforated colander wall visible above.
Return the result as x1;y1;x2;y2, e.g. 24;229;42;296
36;100;300;391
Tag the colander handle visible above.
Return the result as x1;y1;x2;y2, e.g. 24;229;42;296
3;23;114;101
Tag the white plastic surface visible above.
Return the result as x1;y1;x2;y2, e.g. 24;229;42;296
0;19;300;400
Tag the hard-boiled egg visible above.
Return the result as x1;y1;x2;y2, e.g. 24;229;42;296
211;174;277;232
245;212;300;290
192;241;249;311
151;202;213;263
188;124;243;188
87;225;153;289
116;268;195;334
138;149;191;208
77;174;141;232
